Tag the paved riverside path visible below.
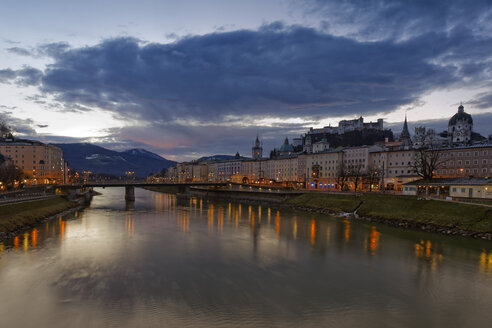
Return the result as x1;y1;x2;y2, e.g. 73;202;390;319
0;194;59;206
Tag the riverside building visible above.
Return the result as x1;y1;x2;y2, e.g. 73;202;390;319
0;138;66;184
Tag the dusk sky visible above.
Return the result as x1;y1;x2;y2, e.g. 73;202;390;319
1;0;492;161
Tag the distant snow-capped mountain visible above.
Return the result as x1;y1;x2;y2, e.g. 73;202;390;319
53;143;176;177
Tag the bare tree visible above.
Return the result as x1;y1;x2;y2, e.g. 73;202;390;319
336;163;350;191
347;163;365;192
0;161;24;189
0;118;12;138
365;164;381;192
412;133;444;180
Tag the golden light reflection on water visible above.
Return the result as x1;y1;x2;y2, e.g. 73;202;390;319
59;218;65;242
23;232;29;252
343;219;351;242
125;212;135;236
2;191;492;290
208;204;215;232
276;211;281;237
177;210;190;233
479;250;492;275
368;226;380;256
31;229;38;248
154;193;166;212
414;240;443;272
218;206;224;233
310;218;316;246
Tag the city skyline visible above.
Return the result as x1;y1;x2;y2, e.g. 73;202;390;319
1;0;492;161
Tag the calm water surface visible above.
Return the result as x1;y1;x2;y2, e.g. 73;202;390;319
1;188;491;327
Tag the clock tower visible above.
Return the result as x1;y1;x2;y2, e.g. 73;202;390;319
252;136;263;160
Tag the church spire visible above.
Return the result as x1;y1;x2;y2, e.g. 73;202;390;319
400;112;411;142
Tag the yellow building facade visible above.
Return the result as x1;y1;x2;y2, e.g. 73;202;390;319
0;139;65;184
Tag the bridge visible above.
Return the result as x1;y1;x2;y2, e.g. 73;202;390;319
59;182;228;201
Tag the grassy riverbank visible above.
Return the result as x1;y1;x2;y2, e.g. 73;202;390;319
285;193;492;233
0;197;78;234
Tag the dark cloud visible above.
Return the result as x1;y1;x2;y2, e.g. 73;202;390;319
105;121;308;161
6;47;33;56
0;66;43;86
388;113;492;138
468;92;492;109
0;111;37;135
307;0;492;41
34;24;490;125
2;6;491;160
37;42;70;58
0;69;16;83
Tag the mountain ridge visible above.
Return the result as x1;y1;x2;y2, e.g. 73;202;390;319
52;143;176;177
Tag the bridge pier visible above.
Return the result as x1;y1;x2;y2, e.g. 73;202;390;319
125;186;135;202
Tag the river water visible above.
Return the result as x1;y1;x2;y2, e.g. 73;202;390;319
0;188;491;327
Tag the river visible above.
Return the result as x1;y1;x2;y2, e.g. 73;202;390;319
0;188;491;327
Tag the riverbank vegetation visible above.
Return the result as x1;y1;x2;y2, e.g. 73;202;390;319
0;197;78;233
285;193;492;233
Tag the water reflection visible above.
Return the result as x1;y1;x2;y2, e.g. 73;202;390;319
125;212;135;236
31;229;38;248
208;204;214;232
177;210;189;233
310;218;316;246
480;250;492;275
275;211;281;237
366;226;380;256
343;219;351;242
1;188;492;328
414;240;443;272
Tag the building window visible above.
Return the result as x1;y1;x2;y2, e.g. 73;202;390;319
461;188;465;192
452;188;457;192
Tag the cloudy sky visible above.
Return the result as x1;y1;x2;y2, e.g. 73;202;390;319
1;0;492;161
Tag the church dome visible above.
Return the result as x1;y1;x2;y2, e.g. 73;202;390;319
449;105;473;126
279;137;294;153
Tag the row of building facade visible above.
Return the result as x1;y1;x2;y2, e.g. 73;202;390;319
163;105;492;191
162;140;492;191
0;137;68;185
